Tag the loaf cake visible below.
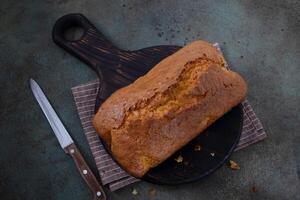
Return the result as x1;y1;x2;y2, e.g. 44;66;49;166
93;40;247;178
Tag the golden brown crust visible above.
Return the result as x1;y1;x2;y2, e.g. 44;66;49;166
92;40;247;177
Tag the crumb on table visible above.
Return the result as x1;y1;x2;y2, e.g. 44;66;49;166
228;160;240;170
132;188;138;195
148;187;156;196
251;185;258;193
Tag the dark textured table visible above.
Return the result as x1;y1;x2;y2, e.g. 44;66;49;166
0;1;299;199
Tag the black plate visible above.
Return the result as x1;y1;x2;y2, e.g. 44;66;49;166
143;105;242;184
52;13;243;185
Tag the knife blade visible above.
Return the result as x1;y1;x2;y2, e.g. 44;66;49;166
30;79;73;148
30;79;106;200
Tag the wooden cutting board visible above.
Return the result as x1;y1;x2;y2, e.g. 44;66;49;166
52;13;243;185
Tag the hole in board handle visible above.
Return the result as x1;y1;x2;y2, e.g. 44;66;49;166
64;26;85;41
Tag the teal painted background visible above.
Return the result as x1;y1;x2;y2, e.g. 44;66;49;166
0;0;299;199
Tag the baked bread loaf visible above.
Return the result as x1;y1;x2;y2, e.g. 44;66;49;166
93;40;247;177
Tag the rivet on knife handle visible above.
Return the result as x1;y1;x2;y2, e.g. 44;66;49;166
65;144;106;200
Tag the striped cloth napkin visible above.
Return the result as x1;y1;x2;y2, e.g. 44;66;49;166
71;43;267;191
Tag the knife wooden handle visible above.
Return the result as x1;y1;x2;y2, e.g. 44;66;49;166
65;144;106;200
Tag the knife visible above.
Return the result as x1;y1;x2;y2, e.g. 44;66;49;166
30;79;106;200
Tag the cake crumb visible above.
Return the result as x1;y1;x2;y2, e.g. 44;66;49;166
210;152;215;157
194;144;202;151
228;160;240;170
148;188;156;196
174;155;183;163
132;188;138;195
251;186;258;193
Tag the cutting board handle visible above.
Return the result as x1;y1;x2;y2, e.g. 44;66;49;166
52;13;120;74
52;14;180;111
